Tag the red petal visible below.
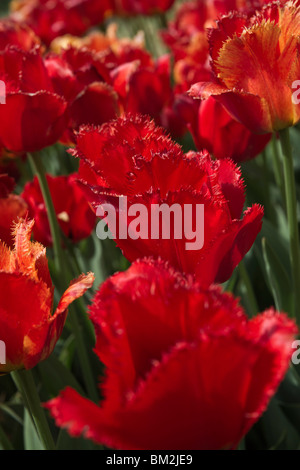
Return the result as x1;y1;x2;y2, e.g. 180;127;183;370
197;204;264;285
213;158;245;219
193;97;271;162
0;91;67;152
24;272;95;369
70;82;118;132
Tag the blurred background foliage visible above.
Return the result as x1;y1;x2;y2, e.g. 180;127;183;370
0;1;10;15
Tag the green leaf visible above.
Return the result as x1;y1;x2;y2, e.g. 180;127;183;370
23;409;44;451
277;367;300;435
38;354;85;397
258;218;290;274
261;237;292;313
246;396;300;450
0;403;23;426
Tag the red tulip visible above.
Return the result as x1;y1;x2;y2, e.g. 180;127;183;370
162;0;272;62
0;46;68;153
189;1;300;133
21;173;96;247
50;26;152;70
160;1;215;138
46;258;297;450
192;97;271;162
49;29;179;137
161;0;215;63
10;0;174;47
0;219;94;374
44;47;118;144
112;54;173;126
161;0;273;140
10;0;113;46
74;114;263;286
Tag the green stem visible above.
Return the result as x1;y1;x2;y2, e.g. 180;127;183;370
261;149;276;224
27;153;66;280
272;134;286;206
279;128;300;321
238;261;259;318
11;369;55;450
27;152;99;403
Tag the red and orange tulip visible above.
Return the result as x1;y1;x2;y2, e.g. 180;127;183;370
189;1;300;133
0;219;94;375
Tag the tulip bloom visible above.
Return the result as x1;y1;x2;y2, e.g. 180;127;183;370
47;29;174;139
75;114;263;286
0;46;68;153
189;1;300;133
44;47;118;144
46;259;297;450
10;0;113;46
161;0;214;63
0;219;94;375
50;26;152;69
21;173;96;247
49;28;179;137
111;54;173;126
193;97;271;162
0;174;27;247
11;0;174;47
